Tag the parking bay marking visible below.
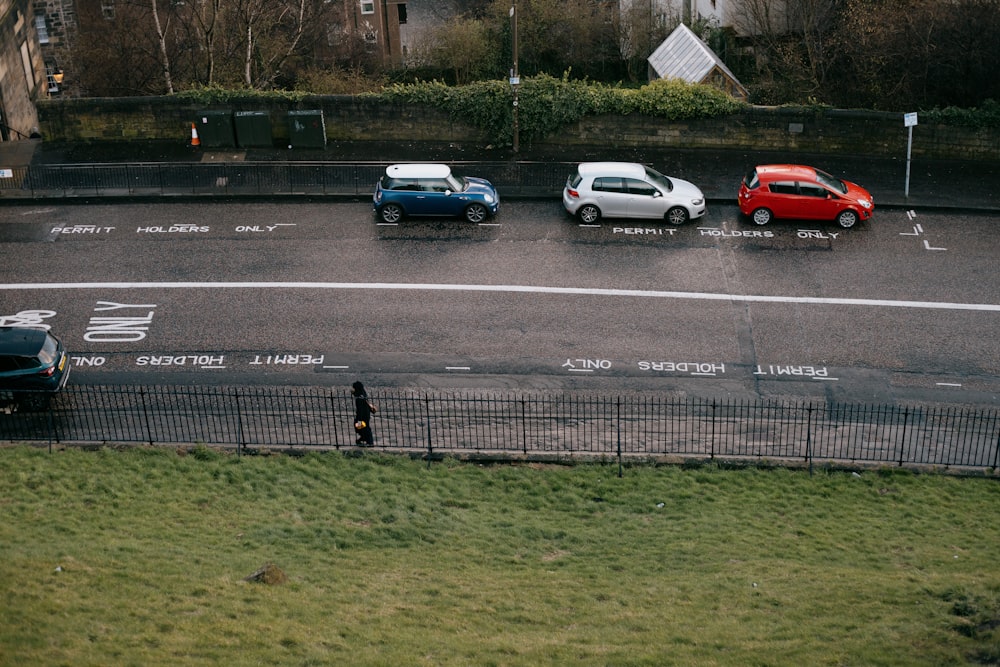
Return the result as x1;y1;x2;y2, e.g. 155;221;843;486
4;282;999;313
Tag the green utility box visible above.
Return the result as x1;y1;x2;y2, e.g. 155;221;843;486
195;110;236;148
234;111;272;148
287;110;326;149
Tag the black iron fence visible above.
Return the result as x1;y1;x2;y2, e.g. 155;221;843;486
3;385;999;470
0;161;571;199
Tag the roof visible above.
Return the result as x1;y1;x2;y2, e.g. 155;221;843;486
647;24;745;93
385;164;452;179
0;327;49;356
577;162;646;179
753;164;818;181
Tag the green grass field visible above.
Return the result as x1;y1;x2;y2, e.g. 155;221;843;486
1;445;998;666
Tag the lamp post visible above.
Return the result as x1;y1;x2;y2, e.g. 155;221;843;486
509;1;519;153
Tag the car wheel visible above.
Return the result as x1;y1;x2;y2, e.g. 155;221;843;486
16;393;50;412
666;206;689;226
464;203;488;223
751;207;773;225
837;209;859;229
379;203;403;223
578;204;601;224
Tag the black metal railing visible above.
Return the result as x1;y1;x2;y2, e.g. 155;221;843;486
3;386;999;470
0;161;572;199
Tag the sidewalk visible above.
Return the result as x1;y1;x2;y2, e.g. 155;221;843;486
3;138;999;211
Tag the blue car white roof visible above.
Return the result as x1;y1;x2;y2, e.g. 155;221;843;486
385;164;453;179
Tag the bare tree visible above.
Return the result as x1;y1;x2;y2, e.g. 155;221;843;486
729;0;841;103
410;16;493;84
614;0;682;81
150;0;175;93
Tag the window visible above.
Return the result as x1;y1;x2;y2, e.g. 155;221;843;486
360;0;375;14
46;67;60;93
34;15;49;44
592;177;625;193
423;179;450;192
626;179;658;197
101;0;115;19
769;182;798;195
20;41;35;91
798;184;829;198
398;4;407;23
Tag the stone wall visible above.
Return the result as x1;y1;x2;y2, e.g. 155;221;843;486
551;108;999;160
1;0;45;139
34;95;1000;161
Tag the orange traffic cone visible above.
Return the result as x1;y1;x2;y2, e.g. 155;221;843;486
189;122;201;147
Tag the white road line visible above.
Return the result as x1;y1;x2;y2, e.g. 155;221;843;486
1;282;998;312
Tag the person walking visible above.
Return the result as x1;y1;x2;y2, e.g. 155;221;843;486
352;381;377;446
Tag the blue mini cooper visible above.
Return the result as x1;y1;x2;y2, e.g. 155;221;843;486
373;163;500;224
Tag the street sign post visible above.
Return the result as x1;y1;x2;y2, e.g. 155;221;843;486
904;112;918;198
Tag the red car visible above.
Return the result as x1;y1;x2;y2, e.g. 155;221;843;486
738;164;874;228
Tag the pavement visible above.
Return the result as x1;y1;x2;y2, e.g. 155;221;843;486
1;137;998;212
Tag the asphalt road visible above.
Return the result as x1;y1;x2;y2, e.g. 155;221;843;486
1;199;998;405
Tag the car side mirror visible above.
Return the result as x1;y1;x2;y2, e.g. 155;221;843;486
444;190;453;196
652;190;662;198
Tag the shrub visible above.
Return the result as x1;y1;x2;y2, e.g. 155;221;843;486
921;99;1000;128
370;73;747;146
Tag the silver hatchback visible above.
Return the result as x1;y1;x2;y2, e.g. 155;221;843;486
563;162;706;225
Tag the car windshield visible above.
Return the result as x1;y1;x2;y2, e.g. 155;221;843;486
743;169;759;188
814;168;848;194
446;174;465;192
643;166;673;192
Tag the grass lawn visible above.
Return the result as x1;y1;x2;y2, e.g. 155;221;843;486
1;445;998;666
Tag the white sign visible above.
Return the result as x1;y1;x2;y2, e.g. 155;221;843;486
904;112;918;127
0;169;13;178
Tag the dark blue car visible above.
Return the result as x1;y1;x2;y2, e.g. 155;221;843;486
373;163;500;224
0;326;70;410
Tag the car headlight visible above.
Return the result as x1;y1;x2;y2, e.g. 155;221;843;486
859;198;872;209
691;198;704;207
483;194;495;204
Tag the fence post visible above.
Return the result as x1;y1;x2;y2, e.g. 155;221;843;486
233;389;244;459
139;387;154;446
521;397;527;455
330;391;341;450
424;395;433;460
46;399;54;454
806;403;813;476
898;407;909;466
710;399;717;460
992;413;1000;469
616;396;623;478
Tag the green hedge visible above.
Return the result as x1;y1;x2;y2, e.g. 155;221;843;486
921;99;1000;129
370;74;746;146
167;81;999;145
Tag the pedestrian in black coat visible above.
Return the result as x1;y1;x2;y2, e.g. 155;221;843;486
352;381;377;446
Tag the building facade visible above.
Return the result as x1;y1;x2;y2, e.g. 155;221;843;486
0;0;48;140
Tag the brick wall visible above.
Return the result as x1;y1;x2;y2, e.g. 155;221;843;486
35;95;1000;161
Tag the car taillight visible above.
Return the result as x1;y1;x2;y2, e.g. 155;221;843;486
566;188;579;199
38;366;56;377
